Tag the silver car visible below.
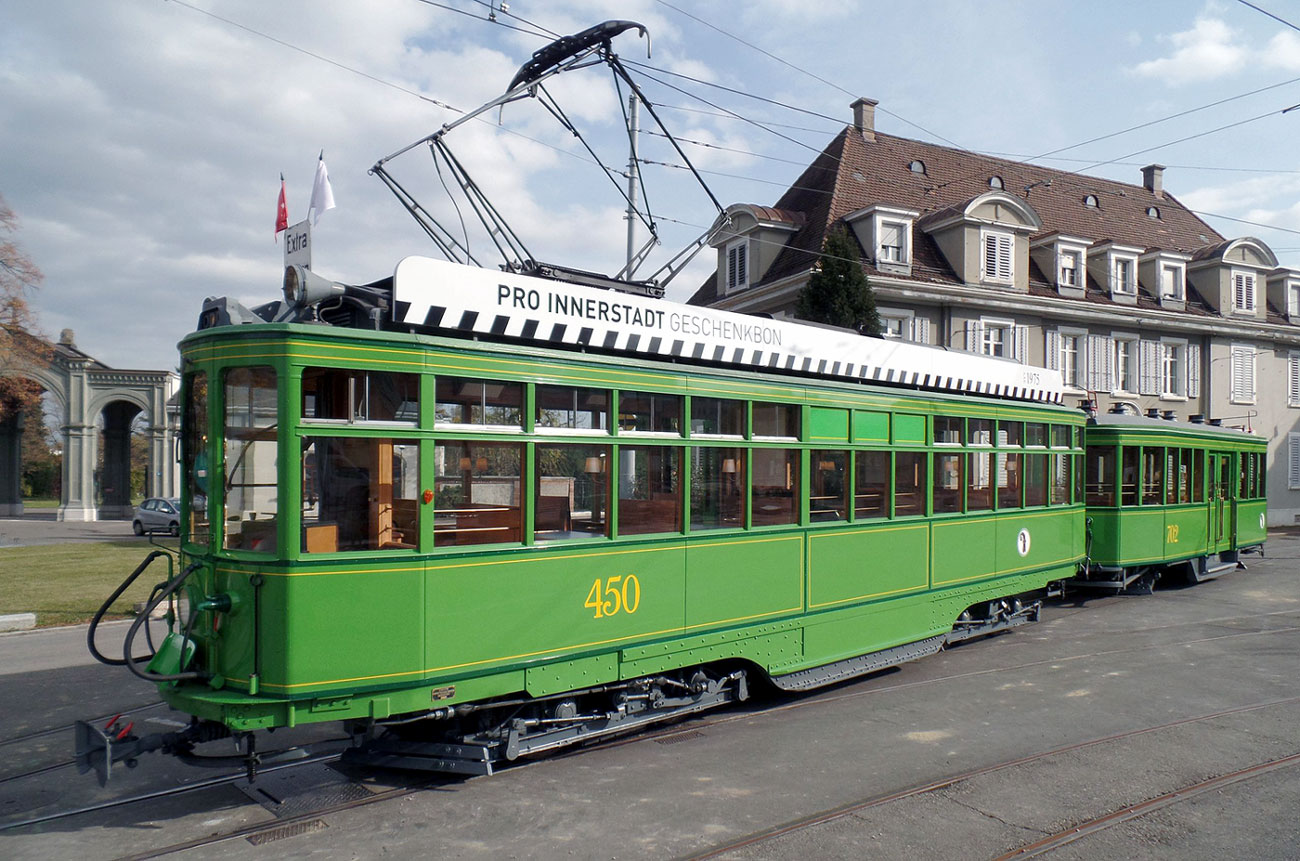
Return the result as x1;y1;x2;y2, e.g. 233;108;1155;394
133;497;181;536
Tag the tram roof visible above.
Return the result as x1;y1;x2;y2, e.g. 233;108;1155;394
391;257;1065;406
1087;412;1264;443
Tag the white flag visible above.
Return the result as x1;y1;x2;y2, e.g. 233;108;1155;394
309;152;335;225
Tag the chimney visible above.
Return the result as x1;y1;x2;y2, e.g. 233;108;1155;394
59;328;75;346
851;97;878;142
1141;164;1165;199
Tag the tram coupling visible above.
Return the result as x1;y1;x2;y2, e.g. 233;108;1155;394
74;716;232;786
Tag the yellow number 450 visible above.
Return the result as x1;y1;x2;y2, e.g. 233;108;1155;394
584;575;641;619
1166;524;1180;544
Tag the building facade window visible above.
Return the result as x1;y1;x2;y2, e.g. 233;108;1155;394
1160;342;1185;398
1232;270;1257;312
725;240;748;293
981;230;1014;284
1289;284;1300;318
1061;334;1081;389
1114;337;1136;393
1229;345;1256;405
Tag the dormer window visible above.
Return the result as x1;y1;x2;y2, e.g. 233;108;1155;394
1114;257;1136;294
981;229;1014;284
1160;263;1184;300
1290;283;1300;318
725;240;748;293
1146;206;1161;219
1083;194;1099;208
988;176;1004;190
878;220;908;264
908;160;926;175
845;204;917;276
1059;250;1080;287
1233;270;1257;313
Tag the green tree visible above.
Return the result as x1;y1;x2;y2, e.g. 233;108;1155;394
794;226;881;335
0;193;50;420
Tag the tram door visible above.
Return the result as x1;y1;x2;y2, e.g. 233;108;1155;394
1207;452;1235;553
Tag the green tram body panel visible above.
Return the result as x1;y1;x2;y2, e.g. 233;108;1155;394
164;324;1086;731
1082;415;1267;570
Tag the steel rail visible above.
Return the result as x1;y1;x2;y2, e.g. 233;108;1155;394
679;694;1300;861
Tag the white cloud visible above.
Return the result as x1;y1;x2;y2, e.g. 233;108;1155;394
1263;31;1300;72
1132;17;1247;84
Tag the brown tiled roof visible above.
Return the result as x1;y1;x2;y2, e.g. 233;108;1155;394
688;126;1226;305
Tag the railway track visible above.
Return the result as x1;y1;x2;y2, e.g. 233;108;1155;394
681;696;1300;860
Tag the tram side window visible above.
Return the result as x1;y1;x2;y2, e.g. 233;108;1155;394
998;452;1022;509
752;448;799;526
536;386;609;432
223;367;278;552
1025;453;1047;507
183;370;210;538
1001;421;1023;447
934;416;963;445
691;398;744;437
618;392;682;434
969;419;993;446
1177;449;1192;503
618;445;681;535
435;377;523;428
535;444;610;540
968;451;993;511
1086;447;1116;506
302;368;419;423
811;450;848;522
1142;448;1163;505
855;451;890;519
1050;454;1070;505
1121;447;1140;506
1025;423;1047;447
691;447;745;530
752;402;800;439
302;437;419;552
933;452;963;513
1051;425;1070;448
433;442;523;546
895;452;926;516
1191;450;1204;503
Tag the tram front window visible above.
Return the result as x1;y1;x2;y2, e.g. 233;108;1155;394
301;437;419;552
223;366;278;552
183;369;209;539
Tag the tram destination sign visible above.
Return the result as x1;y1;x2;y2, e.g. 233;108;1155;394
392;256;1064;404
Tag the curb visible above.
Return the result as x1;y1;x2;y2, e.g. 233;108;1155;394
0;613;37;633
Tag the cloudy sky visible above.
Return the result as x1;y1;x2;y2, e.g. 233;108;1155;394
5;0;1300;371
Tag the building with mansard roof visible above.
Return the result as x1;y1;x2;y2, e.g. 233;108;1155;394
689;97;1300;525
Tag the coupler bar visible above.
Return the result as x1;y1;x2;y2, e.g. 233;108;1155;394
75;717;232;786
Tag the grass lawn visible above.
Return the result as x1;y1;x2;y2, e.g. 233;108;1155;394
0;540;181;627
21;498;61;509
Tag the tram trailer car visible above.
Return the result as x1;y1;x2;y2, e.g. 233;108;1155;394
80;257;1094;781
1074;412;1267;592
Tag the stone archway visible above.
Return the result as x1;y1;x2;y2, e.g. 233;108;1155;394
0;330;179;521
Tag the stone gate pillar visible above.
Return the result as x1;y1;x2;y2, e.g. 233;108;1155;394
0;411;22;517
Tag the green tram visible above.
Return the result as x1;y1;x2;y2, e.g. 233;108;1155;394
81;258;1086;780
1076;412;1267;592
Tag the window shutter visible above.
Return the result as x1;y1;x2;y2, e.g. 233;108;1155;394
1290;434;1300;490
1139;340;1158;395
912;317;931;345
1045;331;1060;372
1289;354;1300;407
1098;335;1113;392
1187;342;1201;399
736;244;747;287
966;320;980;353
1244;348;1256;401
997;235;1013;280
1013;325;1028;364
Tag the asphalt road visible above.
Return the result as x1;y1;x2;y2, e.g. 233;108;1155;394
0;511;135;548
2;534;1299;859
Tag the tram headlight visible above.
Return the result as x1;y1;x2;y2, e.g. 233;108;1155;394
283;265;345;307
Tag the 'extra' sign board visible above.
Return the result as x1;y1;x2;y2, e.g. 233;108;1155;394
284;220;311;270
391;256;1064;405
